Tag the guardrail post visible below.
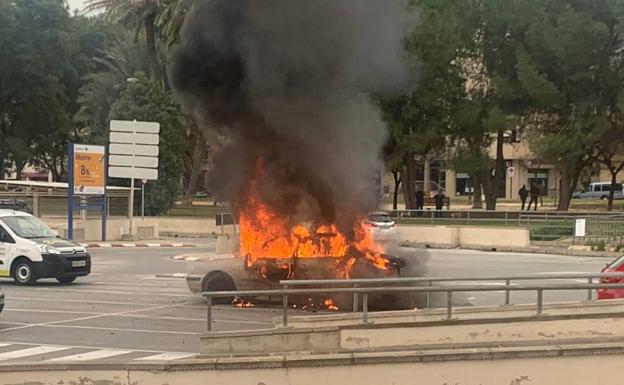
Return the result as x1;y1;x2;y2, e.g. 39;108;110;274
467;211;471;225
362;293;369;324
505;279;511;305
587;278;593;301
352;283;359;312
536;289;543;315
282;285;289;327
505;212;509;226
206;296;213;332
446;291;453;320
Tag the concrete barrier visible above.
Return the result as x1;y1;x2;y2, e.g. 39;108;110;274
50;218;159;242
3;343;624;385
399;224;530;248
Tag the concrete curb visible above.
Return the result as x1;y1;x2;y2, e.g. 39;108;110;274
83;242;195;248
2;342;624;372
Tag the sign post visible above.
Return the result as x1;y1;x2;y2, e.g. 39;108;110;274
141;179;147;220
67;144;107;240
109;120;160;238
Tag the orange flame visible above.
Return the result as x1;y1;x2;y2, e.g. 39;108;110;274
239;193;389;278
237;160;390;279
324;298;339;311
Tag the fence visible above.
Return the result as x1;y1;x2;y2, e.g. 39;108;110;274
0;192;130;218
387;209;624;244
202;272;624;331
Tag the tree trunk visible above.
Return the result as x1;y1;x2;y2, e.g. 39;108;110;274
145;13;159;80
481;171;497;211
557;167;573;211
400;152;416;210
472;173;483;209
392;169;401;211
608;168;617;211
184;133;204;198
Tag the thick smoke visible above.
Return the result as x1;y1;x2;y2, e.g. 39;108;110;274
169;0;410;236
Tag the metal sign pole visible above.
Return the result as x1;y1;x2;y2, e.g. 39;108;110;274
67;144;74;240
129;177;135;236
141;181;145;220
102;145;108;241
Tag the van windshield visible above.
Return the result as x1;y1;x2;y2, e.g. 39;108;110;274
1;216;56;239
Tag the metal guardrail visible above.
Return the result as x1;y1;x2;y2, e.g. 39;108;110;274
202;273;624;331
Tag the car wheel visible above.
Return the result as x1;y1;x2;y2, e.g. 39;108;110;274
202;272;236;305
56;277;76;284
13;259;37;285
601;195;607;200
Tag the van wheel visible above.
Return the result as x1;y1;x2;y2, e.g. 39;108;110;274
13;259;37;285
56;277;76;284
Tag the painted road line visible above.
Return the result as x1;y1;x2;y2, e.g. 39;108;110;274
0;346;71;361
0;343;11;348
135;352;195;361
48;349;132;362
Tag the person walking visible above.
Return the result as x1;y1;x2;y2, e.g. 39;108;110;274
528;183;540;211
415;190;424;217
518;185;528;211
434;190;446;218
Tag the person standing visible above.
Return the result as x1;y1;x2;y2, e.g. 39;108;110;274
518;185;528;211
415;190;424;217
528;183;540;211
434;190;446;218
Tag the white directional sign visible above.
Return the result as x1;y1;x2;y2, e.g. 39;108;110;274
108;120;160;180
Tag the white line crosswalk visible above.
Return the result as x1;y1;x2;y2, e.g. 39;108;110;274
0;346;71;361
0;343;195;363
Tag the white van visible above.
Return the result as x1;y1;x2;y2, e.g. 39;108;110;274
0;210;91;285
572;182;624;200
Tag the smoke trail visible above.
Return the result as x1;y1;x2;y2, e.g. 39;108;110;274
168;0;412;237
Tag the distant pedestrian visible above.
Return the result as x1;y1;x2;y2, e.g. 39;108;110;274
527;183;540;211
518;185;528;211
539;184;546;207
415;190;424;217
434;191;446;218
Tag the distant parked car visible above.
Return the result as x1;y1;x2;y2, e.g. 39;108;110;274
365;211;399;245
597;255;624;300
572;182;624;200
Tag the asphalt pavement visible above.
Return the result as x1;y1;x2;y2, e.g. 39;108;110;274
0;244;614;363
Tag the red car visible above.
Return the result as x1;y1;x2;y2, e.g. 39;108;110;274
597;256;624;300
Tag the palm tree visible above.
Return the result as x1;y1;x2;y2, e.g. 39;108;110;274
84;0;162;79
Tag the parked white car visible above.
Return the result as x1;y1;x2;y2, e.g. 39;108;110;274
572;182;624;200
365;212;399;245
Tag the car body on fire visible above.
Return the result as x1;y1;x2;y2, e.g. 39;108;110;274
186;253;407;309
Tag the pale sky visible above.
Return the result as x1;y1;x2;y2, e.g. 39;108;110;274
66;0;88;14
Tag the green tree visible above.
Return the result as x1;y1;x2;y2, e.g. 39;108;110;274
85;0;163;79
0;0;78;179
108;73;188;215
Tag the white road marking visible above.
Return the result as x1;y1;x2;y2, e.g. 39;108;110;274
0;343;11;348
2;308;272;324
0;346;71;361
40;324;200;335
33;288;190;298
0;341;192;355
98;243;113;248
135;352;195;361
121;243;137;248
48;349;132;362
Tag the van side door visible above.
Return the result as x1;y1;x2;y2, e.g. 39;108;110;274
0;224;16;278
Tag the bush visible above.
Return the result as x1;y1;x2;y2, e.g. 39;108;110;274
530;225;574;241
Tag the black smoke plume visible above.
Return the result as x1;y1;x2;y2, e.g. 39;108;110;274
169;0;411;237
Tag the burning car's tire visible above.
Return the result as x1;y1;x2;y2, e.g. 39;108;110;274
202;271;236;305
